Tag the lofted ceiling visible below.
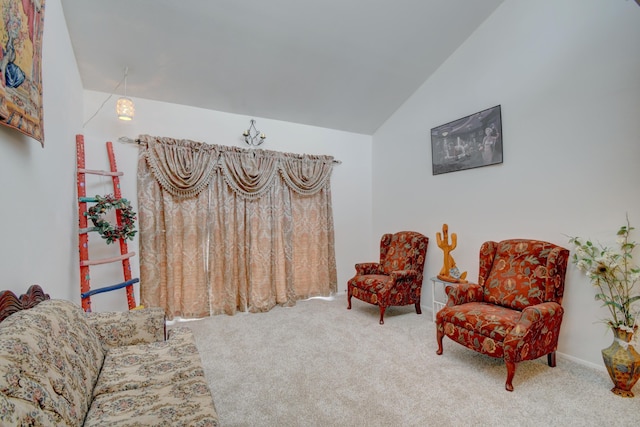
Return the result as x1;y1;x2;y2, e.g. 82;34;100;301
60;0;504;135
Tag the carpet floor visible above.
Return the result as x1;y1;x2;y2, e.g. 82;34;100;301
176;294;640;427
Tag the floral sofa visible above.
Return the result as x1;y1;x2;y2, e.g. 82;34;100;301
0;286;219;426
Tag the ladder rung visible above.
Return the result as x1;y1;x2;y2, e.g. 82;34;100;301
78;168;124;177
79;226;99;234
81;278;140;299
79;196;130;204
80;252;136;267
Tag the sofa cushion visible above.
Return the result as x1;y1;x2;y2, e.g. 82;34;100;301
93;327;204;397
85;376;219;427
0;300;105;426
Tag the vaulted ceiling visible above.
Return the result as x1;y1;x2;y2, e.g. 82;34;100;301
61;0;504;135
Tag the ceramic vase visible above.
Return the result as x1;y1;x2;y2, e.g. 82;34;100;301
601;326;640;397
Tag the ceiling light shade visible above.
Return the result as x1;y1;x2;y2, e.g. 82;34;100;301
116;97;135;120
116;67;134;121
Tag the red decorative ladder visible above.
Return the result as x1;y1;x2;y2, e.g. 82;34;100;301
76;134;138;312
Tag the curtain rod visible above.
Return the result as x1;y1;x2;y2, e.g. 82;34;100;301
117;136;342;164
118;136;143;145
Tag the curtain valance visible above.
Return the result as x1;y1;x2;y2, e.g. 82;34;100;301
139;135;219;199
279;154;334;195
139;135;336;199
218;148;281;199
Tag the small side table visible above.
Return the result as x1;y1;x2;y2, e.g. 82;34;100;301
430;277;455;322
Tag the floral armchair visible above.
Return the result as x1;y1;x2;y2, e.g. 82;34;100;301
347;231;429;324
436;239;569;391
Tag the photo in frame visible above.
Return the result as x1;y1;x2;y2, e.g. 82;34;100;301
430;105;502;175
0;0;46;145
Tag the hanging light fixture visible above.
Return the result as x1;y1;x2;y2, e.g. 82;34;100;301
242;119;266;146
116;67;135;121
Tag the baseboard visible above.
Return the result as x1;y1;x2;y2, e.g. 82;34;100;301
556;351;606;372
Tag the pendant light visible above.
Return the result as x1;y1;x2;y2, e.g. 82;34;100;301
116;67;134;121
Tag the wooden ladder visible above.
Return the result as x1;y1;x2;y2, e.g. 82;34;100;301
76;134;138;312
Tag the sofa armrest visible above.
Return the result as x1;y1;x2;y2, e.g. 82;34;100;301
167;326;197;344
85;307;166;350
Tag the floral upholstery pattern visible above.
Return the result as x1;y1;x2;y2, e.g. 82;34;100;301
348;231;429;324
0;393;60;426
86;307;166;350
436;239;569;391
87;328;218;427
93;328;205;396
481;240;567;310
0;299;219;426
85;377;218;427
0;300;105;426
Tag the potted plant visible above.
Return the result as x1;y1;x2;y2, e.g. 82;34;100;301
568;217;640;397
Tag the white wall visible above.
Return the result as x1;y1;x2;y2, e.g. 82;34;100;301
372;0;640;367
81;92;373;312
0;0;82;302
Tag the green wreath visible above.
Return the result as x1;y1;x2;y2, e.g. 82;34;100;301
87;194;137;244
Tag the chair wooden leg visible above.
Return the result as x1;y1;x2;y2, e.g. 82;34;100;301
414;301;422;315
347;289;352;310
547;352;556;367
505;361;516;392
436;328;444;355
379;306;386;325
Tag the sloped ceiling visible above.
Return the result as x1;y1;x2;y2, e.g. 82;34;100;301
61;0;504;135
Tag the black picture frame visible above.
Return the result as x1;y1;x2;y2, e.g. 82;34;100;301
430;105;503;175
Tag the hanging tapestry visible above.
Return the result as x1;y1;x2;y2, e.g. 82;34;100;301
0;0;45;145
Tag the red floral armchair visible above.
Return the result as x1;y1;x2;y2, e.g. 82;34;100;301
347;231;429;324
436;239;569;391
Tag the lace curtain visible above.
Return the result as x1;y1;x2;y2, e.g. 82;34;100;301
137;135;337;319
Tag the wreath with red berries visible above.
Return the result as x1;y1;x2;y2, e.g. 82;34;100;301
86;194;137;244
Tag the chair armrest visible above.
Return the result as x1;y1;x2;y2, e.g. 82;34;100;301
85;307;166;350
517;302;563;327
355;262;382;275
389;270;418;282
445;282;483;306
504;302;564;362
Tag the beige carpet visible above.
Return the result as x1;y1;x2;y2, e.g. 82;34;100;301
176;294;640;427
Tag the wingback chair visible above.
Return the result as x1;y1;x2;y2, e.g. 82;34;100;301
436;239;569;391
347;231;429;324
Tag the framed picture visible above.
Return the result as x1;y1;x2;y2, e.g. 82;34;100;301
0;0;46;145
431;105;503;175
